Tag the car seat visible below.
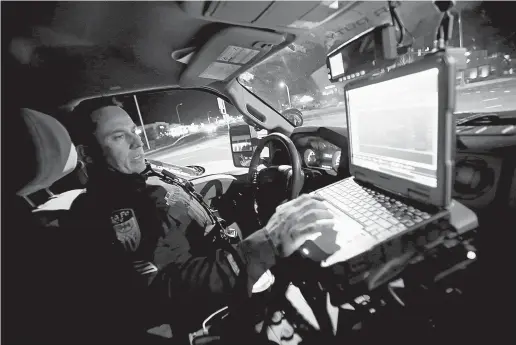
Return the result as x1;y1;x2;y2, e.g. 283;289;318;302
4;108;86;344
4;108;178;344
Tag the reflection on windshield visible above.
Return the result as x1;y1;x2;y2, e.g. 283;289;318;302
239;3;516;128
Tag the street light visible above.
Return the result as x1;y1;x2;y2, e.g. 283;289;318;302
279;81;292;108
175;103;183;124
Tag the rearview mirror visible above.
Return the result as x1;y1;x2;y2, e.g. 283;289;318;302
229;124;258;168
281;108;304;127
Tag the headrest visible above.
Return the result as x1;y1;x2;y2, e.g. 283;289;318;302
33;189;86;213
16;108;78;197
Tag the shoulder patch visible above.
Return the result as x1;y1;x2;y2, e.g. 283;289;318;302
111;209;141;252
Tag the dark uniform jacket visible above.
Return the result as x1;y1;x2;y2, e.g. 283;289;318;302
67;166;277;335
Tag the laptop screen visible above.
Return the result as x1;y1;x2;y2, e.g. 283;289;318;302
347;68;440;188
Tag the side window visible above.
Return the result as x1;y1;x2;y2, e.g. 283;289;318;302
127;90;246;174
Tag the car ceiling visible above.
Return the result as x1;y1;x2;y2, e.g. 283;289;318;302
4;1;476;111
4;1;219;108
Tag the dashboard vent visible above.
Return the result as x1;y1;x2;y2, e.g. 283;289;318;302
453;157;495;200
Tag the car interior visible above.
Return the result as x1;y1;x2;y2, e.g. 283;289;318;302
3;1;516;344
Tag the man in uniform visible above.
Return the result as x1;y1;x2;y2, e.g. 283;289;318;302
67;101;336;340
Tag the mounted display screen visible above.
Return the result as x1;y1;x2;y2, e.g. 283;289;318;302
326;24;396;83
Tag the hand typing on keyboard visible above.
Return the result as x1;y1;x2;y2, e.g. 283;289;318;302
310;180;431;268
319;209;377;268
263;194;337;258
304;188;377;267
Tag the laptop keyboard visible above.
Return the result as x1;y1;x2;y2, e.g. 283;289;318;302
315;179;431;240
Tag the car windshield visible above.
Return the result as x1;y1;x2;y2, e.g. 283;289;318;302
238;2;516;127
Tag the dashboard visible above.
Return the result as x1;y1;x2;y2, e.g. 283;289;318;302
266;126;350;178
291;126;349;177
280;126;515;213
296;137;341;172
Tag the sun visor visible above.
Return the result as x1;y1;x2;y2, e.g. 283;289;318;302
179;27;286;87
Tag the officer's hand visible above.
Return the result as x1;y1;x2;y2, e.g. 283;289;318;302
264;194;335;257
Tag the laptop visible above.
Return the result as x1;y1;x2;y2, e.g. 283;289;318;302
305;53;456;280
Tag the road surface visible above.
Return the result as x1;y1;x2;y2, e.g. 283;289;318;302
149;77;516;175
455;78;516;113
302;77;516;126
148;135;241;175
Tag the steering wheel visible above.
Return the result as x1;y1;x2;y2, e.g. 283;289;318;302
249;133;304;202
198;179;224;201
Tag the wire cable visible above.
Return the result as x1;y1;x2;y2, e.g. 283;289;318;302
388;1;415;46
388;1;404;45
202;306;229;332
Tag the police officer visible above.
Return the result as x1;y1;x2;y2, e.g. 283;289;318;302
66;102;336;340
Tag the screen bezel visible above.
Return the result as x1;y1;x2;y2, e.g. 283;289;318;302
344;52;456;208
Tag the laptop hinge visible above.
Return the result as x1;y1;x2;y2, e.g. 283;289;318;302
407;188;430;204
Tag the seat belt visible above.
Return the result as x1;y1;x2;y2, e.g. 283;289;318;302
142;162;243;255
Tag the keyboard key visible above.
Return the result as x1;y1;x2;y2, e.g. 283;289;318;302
356;208;367;215
341;205;351;213
322;201;342;216
375;218;392;229
389;224;405;233
369;229;380;236
387;217;399;224
365;224;382;233
379;213;391;220
376;231;391;241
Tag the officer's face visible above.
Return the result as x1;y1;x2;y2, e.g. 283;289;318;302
92;106;146;174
